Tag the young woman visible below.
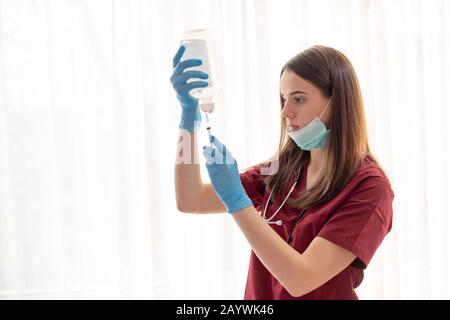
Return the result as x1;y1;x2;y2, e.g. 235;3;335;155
171;44;394;300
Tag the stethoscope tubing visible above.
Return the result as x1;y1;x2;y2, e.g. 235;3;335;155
263;168;308;243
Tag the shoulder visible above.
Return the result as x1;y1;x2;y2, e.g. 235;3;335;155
335;155;394;227
321;155;395;225
347;155;394;200
240;163;272;184
239;164;269;208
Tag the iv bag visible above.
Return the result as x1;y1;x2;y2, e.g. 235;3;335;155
179;29;220;113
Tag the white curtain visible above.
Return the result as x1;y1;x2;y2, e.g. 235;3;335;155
0;0;449;299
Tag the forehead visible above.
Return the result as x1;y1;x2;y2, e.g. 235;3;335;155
280;69;317;94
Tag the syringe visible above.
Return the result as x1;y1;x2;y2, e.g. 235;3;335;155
205;112;212;147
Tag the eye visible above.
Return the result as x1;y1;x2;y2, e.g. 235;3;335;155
280;95;306;104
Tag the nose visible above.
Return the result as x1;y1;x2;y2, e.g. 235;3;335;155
281;101;295;120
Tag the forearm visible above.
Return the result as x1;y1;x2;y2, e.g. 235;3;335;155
231;205;305;297
174;130;202;211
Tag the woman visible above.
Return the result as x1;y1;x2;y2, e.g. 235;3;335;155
171;44;394;300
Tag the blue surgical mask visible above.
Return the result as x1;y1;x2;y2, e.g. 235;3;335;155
287;97;333;151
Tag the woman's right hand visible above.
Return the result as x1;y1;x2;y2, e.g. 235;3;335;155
170;45;209;132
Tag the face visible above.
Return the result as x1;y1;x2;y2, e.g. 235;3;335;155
280;69;332;132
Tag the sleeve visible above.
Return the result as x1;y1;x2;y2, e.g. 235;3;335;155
239;165;267;212
317;176;394;269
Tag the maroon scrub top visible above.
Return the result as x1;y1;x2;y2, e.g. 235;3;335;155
239;155;394;300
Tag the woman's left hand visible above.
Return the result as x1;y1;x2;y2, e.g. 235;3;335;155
202;135;253;214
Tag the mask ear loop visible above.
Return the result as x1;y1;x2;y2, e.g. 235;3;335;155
318;97;333;120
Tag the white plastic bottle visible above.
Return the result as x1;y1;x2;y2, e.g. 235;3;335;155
179;29;220;113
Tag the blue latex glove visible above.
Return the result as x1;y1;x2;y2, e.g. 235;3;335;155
170;45;209;132
202;135;253;214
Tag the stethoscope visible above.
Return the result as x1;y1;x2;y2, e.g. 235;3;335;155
262;168;309;244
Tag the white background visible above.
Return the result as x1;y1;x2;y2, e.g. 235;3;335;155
0;0;449;299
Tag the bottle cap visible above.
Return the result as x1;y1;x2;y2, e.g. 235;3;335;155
200;102;215;113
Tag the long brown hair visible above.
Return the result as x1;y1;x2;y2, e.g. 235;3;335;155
259;45;379;209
